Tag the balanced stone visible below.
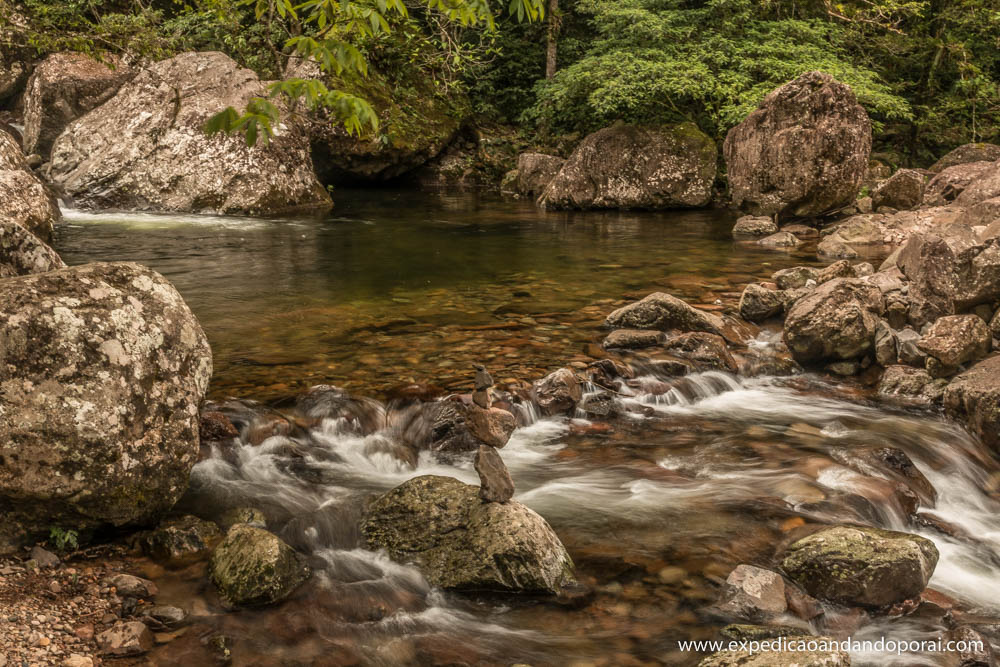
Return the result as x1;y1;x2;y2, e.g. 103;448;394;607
475;445;515;503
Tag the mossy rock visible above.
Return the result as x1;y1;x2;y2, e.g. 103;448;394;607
361;475;576;594
209;524;310;607
139;515;221;566
781;525;938;608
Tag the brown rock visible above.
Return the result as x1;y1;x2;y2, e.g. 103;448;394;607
516;153;565;197
97;621;154;657
871;169;925;211
474;445;514;503
724;71;871;218
602;328;665;349
539;123;716;210
465;405;516;449
783;278;883;364
924;161;994;206
917;314;990;368
930;143;1000;173
532;368;582;416
943;356;1000;451
199;410;239;443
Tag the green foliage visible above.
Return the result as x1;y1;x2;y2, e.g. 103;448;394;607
204;0;546;145
48;526;79;554
525;0;911;139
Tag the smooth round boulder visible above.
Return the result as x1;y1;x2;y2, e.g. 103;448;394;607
210;524;311;607
362;475;576;593
539;123;716;210
781;525;939;607
47;51;331;215
0;262;212;553
783;278;883;364
724;71;871;218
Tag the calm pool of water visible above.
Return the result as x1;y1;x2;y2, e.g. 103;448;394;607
54;189;826;400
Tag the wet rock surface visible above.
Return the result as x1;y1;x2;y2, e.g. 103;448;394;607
362;475;576;593
210;524;311;607
782;525;939;607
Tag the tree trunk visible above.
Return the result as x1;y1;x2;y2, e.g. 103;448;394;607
545;0;559;79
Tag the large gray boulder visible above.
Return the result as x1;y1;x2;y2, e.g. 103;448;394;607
22;52;132;158
210;524;310;606
0;262;212;553
48;51;331;215
516;153;565;198
539;123;716;210
944;356;1000;451
362;475;576;593
783;278;883;364
724;71;871;218
0;128;61;241
0;218;65;278
781;525;938;608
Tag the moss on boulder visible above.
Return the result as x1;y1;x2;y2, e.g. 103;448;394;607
210;524;311;607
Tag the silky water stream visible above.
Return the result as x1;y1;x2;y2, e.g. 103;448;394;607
51;191;1000;665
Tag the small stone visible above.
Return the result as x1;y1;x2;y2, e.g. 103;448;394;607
30;546;60;569
97;621;154;657
63;656;94;667
757;231;802;248
474;445;515;503
717;564;787;620
106;574;157;599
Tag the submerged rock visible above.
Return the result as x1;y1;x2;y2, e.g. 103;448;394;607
781;525;939;607
362;475;576;593
783;278;883;364
0;218;65;277
48;51;331;215
943;356;1000;451
758;231;802;248
0;262;212;553
661;332;737;372
210;524;310;607
605;292;724;335
539;123;716;210
0;128;61;241
724;71;871;218
22;52;132;158
602;328;665;349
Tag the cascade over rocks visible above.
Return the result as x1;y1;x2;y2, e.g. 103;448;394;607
22;52;133;158
47;51;331;215
0;218;66;277
516;153;565;198
783;278;883;365
362;475;576;593
539;123;716;210
0;262;212;553
724;71;871;218
943;355;1000;451
781;525;939;608
0;128;61;241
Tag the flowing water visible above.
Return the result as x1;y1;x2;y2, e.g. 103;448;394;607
52;192;1000;666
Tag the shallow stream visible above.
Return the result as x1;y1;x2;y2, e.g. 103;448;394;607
53;192;999;666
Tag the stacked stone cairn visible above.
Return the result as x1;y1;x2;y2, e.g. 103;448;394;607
471;364;516;503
